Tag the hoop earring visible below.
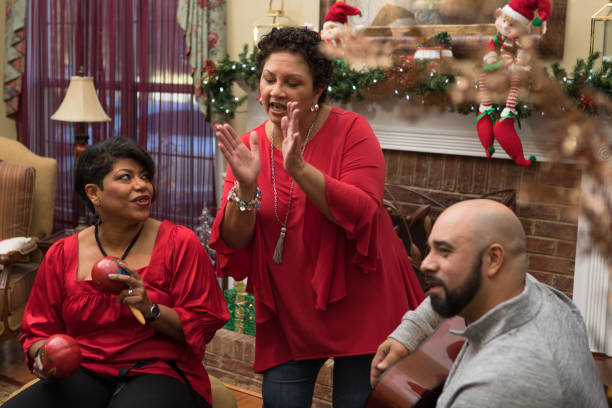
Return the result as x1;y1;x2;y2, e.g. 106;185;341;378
258;93;263;105
310;103;319;112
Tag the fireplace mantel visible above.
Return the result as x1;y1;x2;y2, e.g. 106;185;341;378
246;92;557;162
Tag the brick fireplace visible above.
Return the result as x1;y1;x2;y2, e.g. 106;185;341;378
383;149;580;298
205;95;608;404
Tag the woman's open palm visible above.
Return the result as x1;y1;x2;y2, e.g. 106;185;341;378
216;123;261;187
280;101;304;174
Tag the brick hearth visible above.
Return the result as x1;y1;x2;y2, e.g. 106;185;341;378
205;329;333;408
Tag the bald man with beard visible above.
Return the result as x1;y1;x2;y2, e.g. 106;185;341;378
371;199;606;407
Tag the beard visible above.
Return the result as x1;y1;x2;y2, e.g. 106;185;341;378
427;250;484;318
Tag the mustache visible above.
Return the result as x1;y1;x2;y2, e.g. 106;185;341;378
424;275;445;290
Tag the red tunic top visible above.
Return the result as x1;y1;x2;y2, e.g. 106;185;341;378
210;107;424;372
20;221;229;405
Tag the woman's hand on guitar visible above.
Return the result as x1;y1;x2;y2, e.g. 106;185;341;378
370;337;410;387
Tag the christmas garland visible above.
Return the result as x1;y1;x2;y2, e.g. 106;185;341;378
548;53;612;115
200;44;611;120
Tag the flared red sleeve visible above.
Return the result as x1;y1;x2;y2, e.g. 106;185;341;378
209;126;279;323
304;111;416;311
209;133;255;283
324;119;385;271
20;240;68;370
165;226;229;358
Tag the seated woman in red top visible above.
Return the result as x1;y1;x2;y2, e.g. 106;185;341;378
210;27;425;408
6;137;228;408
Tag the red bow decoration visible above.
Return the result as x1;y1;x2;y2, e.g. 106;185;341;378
580;93;597;115
202;59;216;77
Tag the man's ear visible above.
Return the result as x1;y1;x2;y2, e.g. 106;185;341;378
484;243;505;277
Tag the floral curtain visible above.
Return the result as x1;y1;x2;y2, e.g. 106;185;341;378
3;0;26;116
176;0;227;115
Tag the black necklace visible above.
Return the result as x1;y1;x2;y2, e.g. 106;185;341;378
94;221;144;260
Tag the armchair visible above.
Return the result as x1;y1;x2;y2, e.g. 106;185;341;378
0;137;57;341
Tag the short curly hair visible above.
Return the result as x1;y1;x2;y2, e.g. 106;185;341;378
256;27;333;104
75;137;156;213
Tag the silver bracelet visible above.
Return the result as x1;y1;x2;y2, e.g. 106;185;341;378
227;181;262;211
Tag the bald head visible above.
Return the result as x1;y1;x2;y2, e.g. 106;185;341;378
437;199;527;275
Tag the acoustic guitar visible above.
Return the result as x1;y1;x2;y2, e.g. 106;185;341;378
366;316;466;408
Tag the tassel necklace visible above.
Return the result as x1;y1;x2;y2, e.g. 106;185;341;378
270;113;318;264
94;221;144;260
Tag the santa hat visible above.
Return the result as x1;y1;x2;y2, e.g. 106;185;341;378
502;0;551;27
323;2;362;30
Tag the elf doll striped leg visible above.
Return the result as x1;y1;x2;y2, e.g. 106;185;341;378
474;73;496;158
493;72;536;167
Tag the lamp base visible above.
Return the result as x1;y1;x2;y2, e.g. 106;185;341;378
74;197;89;232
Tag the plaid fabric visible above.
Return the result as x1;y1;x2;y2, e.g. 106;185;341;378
0;160;36;239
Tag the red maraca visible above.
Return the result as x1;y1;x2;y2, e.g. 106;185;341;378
91;256;145;325
40;334;81;378
91;256;130;293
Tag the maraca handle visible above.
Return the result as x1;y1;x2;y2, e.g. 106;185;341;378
129;305;145;325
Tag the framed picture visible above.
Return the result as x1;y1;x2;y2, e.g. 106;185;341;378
319;0;567;59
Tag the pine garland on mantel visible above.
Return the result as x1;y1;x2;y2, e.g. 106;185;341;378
200;44;611;121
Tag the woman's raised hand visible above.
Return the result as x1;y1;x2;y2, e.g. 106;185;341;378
280;101;305;175
216;123;261;189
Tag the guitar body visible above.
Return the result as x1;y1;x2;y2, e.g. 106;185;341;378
366;317;467;408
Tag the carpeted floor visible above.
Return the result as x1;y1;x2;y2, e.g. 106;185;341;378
0;373;22;404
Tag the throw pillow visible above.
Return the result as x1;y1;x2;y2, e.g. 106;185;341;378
0;160;36;239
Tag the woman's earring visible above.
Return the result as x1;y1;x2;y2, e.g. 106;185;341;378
310;103;319;112
258;93;263;105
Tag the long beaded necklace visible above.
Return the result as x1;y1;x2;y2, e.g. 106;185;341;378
94;221;144;260
270;114;318;264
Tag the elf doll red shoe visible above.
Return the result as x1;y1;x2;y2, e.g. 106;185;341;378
495;107;536;167
475;105;497;158
476;0;550;167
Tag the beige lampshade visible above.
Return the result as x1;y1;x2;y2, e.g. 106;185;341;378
51;76;111;122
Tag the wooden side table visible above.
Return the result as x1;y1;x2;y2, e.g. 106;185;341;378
37;229;75;257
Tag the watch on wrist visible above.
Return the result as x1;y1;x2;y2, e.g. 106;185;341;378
145;303;161;322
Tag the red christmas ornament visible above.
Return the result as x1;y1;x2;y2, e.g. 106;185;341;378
40;334;81;379
91;256;129;294
580;93;597;114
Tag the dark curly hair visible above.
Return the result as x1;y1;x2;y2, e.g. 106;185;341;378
75;137;155;213
256;27;333;104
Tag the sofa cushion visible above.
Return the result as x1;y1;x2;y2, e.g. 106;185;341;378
0;160;36;240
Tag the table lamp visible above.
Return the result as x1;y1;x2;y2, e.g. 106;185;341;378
51;69;111;231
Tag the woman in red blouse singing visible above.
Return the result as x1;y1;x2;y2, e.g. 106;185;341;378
210;27;424;408
7;137;228;408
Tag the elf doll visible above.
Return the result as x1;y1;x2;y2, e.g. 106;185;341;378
320;2;362;48
475;0;551;167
